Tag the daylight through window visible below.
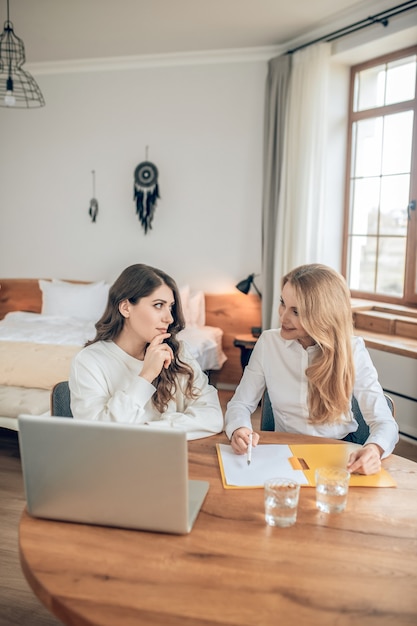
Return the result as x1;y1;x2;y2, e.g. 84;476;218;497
343;46;417;306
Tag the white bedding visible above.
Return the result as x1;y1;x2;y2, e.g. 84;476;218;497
0;311;227;371
179;326;227;372
0;311;96;345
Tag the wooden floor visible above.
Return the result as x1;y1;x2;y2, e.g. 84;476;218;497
0;429;63;626
1;389;416;626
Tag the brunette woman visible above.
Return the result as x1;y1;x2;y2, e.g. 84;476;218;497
70;264;223;440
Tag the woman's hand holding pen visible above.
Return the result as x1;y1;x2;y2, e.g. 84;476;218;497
139;333;173;383
231;427;260;455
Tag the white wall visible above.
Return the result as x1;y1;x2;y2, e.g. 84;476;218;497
0;57;266;291
1;12;413;292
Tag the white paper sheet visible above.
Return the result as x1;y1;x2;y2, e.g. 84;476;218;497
218;443;309;487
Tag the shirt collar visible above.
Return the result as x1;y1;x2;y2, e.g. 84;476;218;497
279;331;319;353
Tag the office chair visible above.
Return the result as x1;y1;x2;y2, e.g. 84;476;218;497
51;380;73;418
260;390;274;431
260;390;395;432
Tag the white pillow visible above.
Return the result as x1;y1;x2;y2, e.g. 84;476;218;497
179;285;190;320
39;280;110;321
186;290;206;327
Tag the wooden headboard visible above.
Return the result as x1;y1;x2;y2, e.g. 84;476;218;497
0;278;44;317
0;279;261;387
205;292;261;387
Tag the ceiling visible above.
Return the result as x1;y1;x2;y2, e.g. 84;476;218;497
1;0;410;65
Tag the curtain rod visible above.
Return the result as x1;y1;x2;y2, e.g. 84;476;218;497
287;1;417;54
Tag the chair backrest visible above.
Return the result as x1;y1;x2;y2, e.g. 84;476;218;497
383;393;395;417
51;381;73;418
260;390;395;432
260;390;274;431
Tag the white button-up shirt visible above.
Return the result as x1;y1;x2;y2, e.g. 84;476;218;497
225;330;399;457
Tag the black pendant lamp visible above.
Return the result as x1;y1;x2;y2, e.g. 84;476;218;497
0;0;45;108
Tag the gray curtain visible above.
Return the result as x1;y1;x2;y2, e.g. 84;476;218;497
261;54;292;330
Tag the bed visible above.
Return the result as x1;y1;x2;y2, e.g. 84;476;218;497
0;279;227;430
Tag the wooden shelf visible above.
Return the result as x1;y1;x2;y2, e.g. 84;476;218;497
351;299;417;359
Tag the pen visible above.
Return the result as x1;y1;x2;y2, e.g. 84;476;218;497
247;433;253;466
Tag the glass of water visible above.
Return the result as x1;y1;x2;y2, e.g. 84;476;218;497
264;477;300;527
315;467;350;514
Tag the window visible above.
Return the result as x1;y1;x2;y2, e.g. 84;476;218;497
343;46;417;306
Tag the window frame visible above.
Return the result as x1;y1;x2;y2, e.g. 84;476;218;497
342;45;417;307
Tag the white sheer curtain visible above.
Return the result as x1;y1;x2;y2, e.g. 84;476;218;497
268;43;331;328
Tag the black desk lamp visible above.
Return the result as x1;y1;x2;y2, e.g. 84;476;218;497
235;273;262;337
235;273;262;298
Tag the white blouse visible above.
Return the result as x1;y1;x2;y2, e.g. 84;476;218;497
225;330;398;457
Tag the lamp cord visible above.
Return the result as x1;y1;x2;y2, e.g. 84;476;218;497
5;0;12;78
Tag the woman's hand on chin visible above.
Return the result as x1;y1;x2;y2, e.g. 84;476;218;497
140;333;173;382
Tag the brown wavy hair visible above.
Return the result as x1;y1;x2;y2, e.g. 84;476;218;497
282;264;355;424
86;264;198;412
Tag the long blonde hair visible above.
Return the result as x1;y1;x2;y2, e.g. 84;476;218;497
282;264;354;424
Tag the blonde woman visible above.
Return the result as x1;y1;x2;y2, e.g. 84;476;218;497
225;263;398;475
70;264;223;440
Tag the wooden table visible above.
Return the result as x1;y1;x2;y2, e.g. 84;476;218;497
19;432;417;626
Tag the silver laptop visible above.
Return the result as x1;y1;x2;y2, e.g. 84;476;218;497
18;415;209;534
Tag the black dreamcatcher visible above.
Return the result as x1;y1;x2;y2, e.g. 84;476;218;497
133;150;160;234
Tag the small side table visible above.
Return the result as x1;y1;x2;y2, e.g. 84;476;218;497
233;334;257;371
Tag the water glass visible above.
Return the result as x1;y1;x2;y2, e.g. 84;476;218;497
315;466;350;514
264;477;300;527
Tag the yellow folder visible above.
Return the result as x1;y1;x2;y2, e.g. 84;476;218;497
216;443;396;489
